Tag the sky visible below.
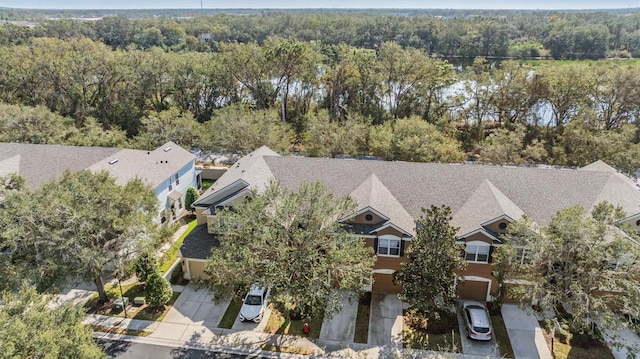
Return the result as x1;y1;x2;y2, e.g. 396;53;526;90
1;0;639;10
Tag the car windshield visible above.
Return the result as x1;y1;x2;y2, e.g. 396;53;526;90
473;326;490;333
244;294;262;305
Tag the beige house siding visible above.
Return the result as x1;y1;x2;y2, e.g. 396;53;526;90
353;210;386;224
483;220;510;235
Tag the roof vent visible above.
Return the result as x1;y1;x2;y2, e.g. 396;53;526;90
164;147;172;152
108;159;119;165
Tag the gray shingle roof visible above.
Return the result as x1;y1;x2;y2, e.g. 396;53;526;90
197;149;640;236
0;142;120;190
0;141;195;190
451;179;525;235
88;141;195;188
179;224;220;259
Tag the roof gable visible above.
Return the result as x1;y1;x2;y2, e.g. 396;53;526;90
451;179;524;236
348;174;415;235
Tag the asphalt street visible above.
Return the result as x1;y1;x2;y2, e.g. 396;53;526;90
96;339;259;359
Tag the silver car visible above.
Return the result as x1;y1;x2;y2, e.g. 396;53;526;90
461;301;493;341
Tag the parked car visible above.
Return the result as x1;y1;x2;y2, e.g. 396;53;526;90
461;300;493;341
239;284;269;323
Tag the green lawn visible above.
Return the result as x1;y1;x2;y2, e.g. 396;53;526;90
264;307;324;339
159;218;197;273
218;296;242;329
490;314;515;358
354;292;371;343
403;310;462;352
201;179;214;193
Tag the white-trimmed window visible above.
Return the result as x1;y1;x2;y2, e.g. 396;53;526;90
465;241;490;263
378;235;401;256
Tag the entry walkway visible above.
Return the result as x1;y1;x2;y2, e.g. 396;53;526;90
501;304;552;359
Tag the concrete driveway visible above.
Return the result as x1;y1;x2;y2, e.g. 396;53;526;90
456;303;501;358
163;284;230;328
368;293;403;346
319;290;358;342
231;306;272;332
501;304;552;359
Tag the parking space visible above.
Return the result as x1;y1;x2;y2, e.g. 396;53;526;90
231;307;272;332
164;284;230;327
319;290;358;342
456;301;501;358
368;293;403;346
501;304;552;359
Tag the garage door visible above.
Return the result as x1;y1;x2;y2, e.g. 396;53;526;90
372;273;400;293
457;280;489;301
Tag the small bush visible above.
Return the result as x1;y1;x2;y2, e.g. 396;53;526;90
145;272;173;308
556;328;570;343
170;264;183;284
542;318;552;331
135;252;159;283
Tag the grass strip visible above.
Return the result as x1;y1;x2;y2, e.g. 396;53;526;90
89;324;151;337
159;218;197;273
354;292;371;343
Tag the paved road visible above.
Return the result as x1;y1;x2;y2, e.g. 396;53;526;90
96;339;257;359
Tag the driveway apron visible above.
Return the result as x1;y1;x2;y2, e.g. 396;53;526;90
368;293;403;346
501;304;552;359
319;290;358;342
164;284;230;327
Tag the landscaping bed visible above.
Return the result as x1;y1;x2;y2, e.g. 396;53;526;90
85;283;180;322
403;309;462;352
264;307;324;338
354;292;371;343
488;305;515;358
540;321;615;359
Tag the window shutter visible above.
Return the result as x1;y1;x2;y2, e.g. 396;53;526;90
373;237;378;255
400;239;405;257
488;245;495;263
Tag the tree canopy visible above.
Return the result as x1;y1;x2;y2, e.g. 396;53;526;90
203;181;376;319
394;205;466;319
497;204;640;337
0;170;158;301
0;284;105;359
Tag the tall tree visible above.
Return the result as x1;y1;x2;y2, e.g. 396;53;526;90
394;205;466;319
0;171;158;302
203;181;376;319
0;284;105;359
498;205;640;337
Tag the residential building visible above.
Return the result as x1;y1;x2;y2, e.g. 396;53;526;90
0;141;199;223
183;147;640;301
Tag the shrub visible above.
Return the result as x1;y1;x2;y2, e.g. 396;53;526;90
145;272;173;308
556;328;570;343
134;251;159;283
170;264;184;284
185;187;199;213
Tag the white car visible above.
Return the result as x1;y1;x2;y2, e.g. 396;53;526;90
461;301;493;341
239;284;269;323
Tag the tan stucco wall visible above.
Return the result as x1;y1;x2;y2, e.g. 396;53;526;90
195;207;207;225
187;260;207;280
375;227;407;237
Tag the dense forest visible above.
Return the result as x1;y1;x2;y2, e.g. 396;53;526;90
1;10;640;174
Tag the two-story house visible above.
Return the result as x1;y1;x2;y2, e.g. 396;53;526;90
0;141;199;223
183;147;640;301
